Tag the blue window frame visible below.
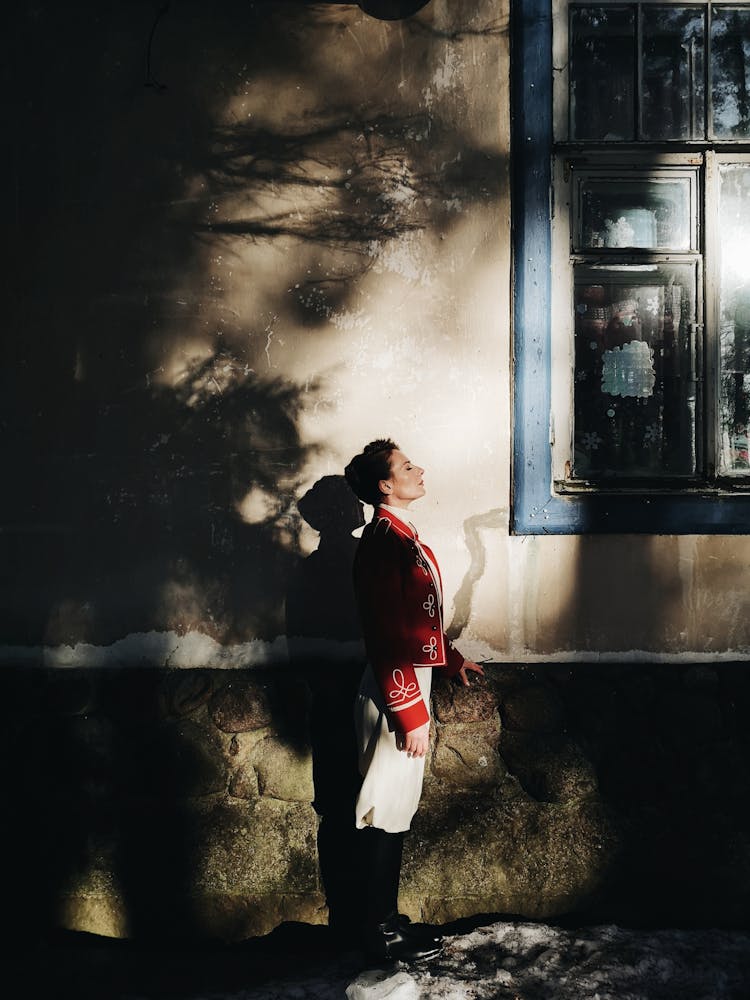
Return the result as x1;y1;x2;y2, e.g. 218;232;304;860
511;0;750;533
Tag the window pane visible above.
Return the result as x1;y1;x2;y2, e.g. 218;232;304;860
578;176;694;250
712;7;750;139
571;6;636;140
573;266;698;480
642;6;705;139
719;163;750;473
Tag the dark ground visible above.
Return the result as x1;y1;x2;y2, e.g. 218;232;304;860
5;923;353;999
9;911;750;1000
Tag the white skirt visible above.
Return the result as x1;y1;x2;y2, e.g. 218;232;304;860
354;664;433;834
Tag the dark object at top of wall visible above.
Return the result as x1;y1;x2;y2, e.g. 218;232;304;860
313;1;432;20
359;0;431;18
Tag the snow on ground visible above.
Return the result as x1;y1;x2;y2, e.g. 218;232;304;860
134;920;750;1000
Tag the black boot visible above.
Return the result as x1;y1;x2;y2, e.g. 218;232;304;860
359;826;442;963
364;913;442;964
394;912;444;945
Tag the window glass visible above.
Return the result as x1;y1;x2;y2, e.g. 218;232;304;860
577;176;694;250
573;265;698;479
719;163;750;472
712;6;750;138
642;6;706;139
570;6;636;139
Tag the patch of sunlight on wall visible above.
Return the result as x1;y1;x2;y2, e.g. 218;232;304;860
518;534;581;656
449;509;512;659
144;0;514;653
282;206;508;651
237;485;280;524
297;208;505;456
439;531;583;662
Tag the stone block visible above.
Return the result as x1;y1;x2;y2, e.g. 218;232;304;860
501;733;598;803
189;798;321;896
226;729;270;757
59;894;129;939
249;736;315;802
161;671;215;717
491;665;534;691
432;675;499;724
84;797;324;939
431;717;504;790
123;719;227;798
210;680;273;732
186;891;327;940
502;683;566;734
228;763;260;799
403;795;618;925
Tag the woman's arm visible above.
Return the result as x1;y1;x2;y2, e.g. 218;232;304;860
353;531;431;735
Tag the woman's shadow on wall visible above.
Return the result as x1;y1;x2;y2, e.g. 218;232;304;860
285;476;366;941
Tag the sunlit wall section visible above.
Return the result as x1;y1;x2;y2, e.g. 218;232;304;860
146;1;512;659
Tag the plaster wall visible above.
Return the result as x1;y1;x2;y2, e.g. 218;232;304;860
6;0;750;668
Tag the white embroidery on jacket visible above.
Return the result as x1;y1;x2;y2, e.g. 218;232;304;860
388;668;419;704
414;554;430;577
390;695;424;714
421;636;438;661
422;593;436;618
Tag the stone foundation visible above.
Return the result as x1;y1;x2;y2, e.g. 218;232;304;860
3;661;750;941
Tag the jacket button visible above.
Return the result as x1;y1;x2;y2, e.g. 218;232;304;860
432;625;438;631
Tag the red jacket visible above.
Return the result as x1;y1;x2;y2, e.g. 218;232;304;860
353;505;465;734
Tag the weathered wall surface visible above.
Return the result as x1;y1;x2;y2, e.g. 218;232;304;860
6;662;749;941
7;0;750;941
7;0;509;661
7;1;750;667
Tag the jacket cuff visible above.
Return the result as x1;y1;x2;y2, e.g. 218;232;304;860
389;697;430;735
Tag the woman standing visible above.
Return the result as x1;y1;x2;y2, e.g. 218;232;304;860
344;439;483;963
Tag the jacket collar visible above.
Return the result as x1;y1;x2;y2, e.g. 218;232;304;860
374;504;417;540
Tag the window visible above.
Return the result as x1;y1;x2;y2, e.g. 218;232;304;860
512;0;750;531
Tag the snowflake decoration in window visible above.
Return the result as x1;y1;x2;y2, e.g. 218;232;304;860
575;369;588;382
581;431;602;450
644;293;660;317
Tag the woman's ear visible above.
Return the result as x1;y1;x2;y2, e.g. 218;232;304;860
378;478;392;495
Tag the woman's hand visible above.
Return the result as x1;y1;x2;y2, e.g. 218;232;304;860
401;721;430;758
457;660;484;686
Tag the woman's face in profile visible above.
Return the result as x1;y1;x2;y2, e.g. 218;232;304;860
382;450;426;507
